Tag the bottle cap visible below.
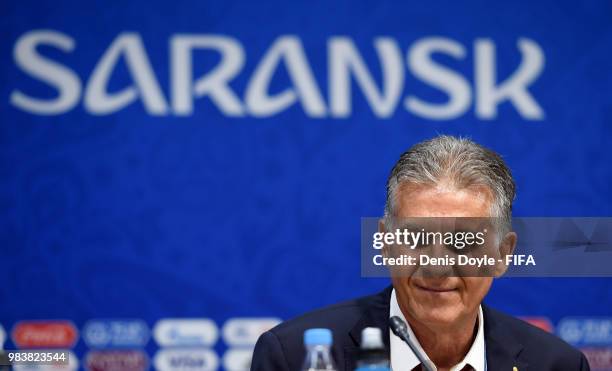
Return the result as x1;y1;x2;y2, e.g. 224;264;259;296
304;328;333;346
361;327;384;349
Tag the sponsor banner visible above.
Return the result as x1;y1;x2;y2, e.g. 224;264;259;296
85;350;148;371
12;350;78;371
519;317;554;333
222;349;253;371
153;319;218;347
11;321;78;349
558;318;612;347
580;348;612;371
83;320;149;348
222;318;280;347
0;325;5;349
153;348;218;371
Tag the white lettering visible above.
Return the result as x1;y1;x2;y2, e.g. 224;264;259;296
171;35;245;116
405;37;471;120
84;33;168;115
329;37;403;118
11;30;81;115
475;38;545;119
245;36;326;117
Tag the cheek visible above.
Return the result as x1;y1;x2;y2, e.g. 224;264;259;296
391;276;410;296
462;278;493;306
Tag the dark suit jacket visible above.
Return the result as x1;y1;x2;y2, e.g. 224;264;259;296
251;286;590;371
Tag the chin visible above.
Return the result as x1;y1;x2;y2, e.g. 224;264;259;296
411;304;464;327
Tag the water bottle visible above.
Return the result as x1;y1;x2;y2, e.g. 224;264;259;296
354;327;390;371
301;328;337;371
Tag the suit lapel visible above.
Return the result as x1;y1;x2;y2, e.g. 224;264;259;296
344;285;393;371
343;288;528;371
483;305;528;371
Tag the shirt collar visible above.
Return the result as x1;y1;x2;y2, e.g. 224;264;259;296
389;289;486;371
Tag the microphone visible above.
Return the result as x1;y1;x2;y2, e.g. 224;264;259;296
389;316;435;371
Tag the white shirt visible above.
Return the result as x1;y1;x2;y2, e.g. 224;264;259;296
389;289;486;371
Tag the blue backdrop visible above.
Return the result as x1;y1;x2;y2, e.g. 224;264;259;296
1;0;611;370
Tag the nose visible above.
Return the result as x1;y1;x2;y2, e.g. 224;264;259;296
415;241;457;278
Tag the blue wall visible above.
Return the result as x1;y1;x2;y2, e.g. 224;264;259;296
1;0;611;369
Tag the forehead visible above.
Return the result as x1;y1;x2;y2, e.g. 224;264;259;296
394;182;494;218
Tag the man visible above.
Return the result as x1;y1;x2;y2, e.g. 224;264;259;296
251;135;590;371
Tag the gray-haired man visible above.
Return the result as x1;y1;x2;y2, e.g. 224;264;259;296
252;135;590;371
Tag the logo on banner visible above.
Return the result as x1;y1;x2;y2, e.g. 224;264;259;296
0;324;5;349
153;319;218;347
223;349;254;371
222;318;280;346
11;350;79;371
519;317;553;333
153;348;218;371
85;350;148;371
83;320;149;348
12;321;78;348
558;318;612;346
10;31;546;121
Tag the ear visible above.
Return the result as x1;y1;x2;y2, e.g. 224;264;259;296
494;231;517;277
378;218;386;233
378;219;390;258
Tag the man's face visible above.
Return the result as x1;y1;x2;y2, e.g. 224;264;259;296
389;182;495;330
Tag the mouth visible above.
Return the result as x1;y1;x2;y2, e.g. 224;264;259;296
414;283;458;294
